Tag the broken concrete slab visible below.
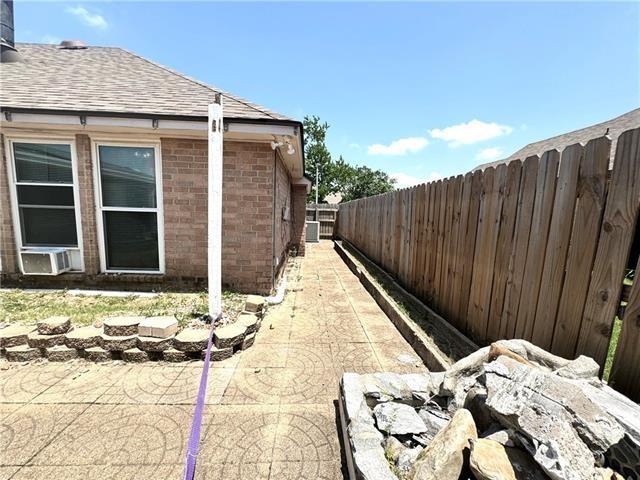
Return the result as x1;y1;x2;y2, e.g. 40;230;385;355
0;324;36;348
137;335;174;352
123;348;149;363
37;316;71;335
361;372;413;402
174;328;209;352
85;346;111;362
469;438;516;480
373;402;428;435
410;408;478;480
100;334;137;352
65;326;102;350
46;345;78;362
103;316;144;336
245;295;266;313
138;316;178;338
5;344;41;361
213;323;246;349
27;331;67;349
483;357;622;480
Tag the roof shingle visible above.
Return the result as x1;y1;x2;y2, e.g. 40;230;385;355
0;43;291;121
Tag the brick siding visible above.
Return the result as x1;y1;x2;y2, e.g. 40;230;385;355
291;184;308;256
0;134;291;295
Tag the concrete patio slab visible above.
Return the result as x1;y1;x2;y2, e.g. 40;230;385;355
0;242;429;479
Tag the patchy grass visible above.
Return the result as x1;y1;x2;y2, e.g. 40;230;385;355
0;289;246;328
603;316;623;382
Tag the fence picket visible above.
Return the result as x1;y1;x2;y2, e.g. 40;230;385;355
577;128;640;367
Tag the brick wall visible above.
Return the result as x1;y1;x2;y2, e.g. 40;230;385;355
1;134;287;295
75;134;99;274
274;152;292;277
0;134;17;274
162;139;277;294
291;184;308;256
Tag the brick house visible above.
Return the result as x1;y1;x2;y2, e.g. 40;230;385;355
0;41;310;294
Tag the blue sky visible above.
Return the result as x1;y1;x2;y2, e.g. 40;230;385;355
16;1;640;186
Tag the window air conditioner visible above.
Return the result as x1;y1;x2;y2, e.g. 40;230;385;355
20;248;71;275
305;221;320;243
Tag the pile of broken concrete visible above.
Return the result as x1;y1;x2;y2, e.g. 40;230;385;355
0;295;267;363
340;339;639;480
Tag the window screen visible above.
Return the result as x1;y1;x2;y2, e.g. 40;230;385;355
103;211;159;270
98;146;157;208
12;142;78;248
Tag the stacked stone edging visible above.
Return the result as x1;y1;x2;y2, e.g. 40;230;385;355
0;295;267;363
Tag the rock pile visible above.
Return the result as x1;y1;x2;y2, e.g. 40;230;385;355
340;340;640;480
0;295;268;363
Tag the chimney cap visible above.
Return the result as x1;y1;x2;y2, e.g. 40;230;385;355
59;39;87;49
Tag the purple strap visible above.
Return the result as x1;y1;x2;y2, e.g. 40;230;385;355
183;319;216;480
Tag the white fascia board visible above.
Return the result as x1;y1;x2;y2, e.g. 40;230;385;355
0;113;297;137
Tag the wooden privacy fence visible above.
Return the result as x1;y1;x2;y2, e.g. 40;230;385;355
336;127;640;399
306;203;338;238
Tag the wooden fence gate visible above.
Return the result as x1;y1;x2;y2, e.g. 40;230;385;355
335;127;640;401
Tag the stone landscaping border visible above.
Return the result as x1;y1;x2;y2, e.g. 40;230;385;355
334;239;477;371
0;294;268;363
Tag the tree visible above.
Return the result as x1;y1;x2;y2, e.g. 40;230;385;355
303;116;333;203
303;115;397;203
340;165;396;202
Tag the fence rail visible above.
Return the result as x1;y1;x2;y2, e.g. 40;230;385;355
336;127;640;400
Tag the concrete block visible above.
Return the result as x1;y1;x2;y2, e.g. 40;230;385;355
0;324;36;348
5;344;41;362
85;346;111;362
65;326;102;350
101;334;137;351
123;348;149;363
37;316;71;335
27;332;67;349
237;312;259;334
214;323;246;349
241;332;256;350
245;295;266;313
206;346;234;362
163;348;188;362
46;345;78;362
103;316;144;336
137;335;174;352
174;328;209;352
138;316;178;338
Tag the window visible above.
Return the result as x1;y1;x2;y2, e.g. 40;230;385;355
95;143;164;273
7;140;84;270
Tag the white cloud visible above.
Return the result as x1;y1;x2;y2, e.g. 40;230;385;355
368;137;429;156
476;147;504;161
391;171;444;189
67;6;108;30
429;120;512;147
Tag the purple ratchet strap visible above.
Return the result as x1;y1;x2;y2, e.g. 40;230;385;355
183;317;217;480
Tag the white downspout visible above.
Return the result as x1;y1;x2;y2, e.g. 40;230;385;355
208;95;223;318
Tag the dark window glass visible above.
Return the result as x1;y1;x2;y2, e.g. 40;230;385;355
14;143;73;183
104;211;158;270
17;185;74;206
20;208;78;246
99;146;156;208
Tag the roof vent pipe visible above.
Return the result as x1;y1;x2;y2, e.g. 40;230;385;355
59;39;87;49
1;0;21;63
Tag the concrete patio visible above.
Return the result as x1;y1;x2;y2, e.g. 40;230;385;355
0;241;427;480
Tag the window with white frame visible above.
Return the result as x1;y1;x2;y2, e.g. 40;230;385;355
8;140;84;269
95;143;163;273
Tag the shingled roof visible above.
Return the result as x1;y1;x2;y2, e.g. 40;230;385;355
0;43;292;121
474;107;640;171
